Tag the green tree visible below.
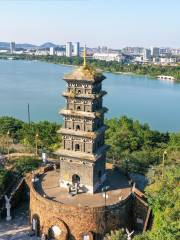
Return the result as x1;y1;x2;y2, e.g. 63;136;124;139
0;116;24;141
18;121;61;151
135;164;180;240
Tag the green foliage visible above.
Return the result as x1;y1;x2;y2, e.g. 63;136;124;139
0;166;14;196
0;117;61;152
0;157;41;197
168;132;180;149
105;116;169;173
18;121;61;151
12;156;41;176
106;229;126;240
0;116;24;141
135;164;180;240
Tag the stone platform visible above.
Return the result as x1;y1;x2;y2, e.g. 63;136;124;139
28;168;133;240
35;169;131;207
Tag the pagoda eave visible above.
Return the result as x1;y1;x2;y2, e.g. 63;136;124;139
59;108;108;119
63;77;105;83
55;145;109;162
62;90;107;99
58;126;106;139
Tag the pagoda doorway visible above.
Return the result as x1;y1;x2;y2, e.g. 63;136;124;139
72;174;80;185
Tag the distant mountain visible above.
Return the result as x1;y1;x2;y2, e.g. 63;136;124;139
39;42;58;49
16;43;37;49
0;42;37;50
0;41;60;50
0;42;10;49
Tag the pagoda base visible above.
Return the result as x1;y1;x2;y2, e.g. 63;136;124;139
59;173;107;194
28;166;133;240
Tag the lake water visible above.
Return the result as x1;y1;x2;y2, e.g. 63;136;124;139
0;59;179;132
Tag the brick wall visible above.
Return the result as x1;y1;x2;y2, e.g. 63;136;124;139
26;170;132;240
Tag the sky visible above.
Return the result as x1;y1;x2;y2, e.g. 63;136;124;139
0;0;180;48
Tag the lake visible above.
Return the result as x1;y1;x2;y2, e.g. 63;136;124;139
0;59;180;132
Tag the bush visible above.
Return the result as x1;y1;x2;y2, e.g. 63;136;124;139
12;156;41;176
0;167;14;196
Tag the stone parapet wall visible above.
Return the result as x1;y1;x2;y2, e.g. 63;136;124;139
132;193;151;232
26;168;132;240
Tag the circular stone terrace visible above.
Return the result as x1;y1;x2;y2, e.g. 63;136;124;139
34;167;132;208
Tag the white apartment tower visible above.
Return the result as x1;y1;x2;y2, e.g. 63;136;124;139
73;42;80;56
50;47;55;56
66;42;73;57
143;48;151;61
10;42;16;54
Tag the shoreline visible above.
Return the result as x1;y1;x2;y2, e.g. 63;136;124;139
0;56;179;81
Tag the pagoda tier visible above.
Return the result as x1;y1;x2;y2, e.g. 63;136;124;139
58;125;106;140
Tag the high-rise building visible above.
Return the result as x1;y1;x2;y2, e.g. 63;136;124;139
151;47;160;57
143;48;151;61
10;42;15;54
73;42;80;56
49;47;55;56
101;46;108;53
66;42;72;57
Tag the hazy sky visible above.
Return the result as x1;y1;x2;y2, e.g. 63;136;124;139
0;0;180;48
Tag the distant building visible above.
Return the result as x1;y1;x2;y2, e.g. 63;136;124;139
73;42;80;56
160;57;176;65
160;48;172;56
171;48;180;56
0;50;8;53
56;51;65;56
66;42;73;57
35;48;49;56
142;48;151;62
153;57;177;65
93;53;124;62
49;47;55;56
151;47;160;57
134;47;144;56
134;56;143;63
10;42;15;54
101;46;108;53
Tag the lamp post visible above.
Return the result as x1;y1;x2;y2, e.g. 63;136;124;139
35;133;39;156
125;158;129;177
162;150;167;179
102;186;109;234
7;131;10;160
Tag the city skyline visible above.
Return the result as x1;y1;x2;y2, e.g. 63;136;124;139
0;0;180;48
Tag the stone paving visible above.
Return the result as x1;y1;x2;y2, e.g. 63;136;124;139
0;204;37;240
35;169;132;207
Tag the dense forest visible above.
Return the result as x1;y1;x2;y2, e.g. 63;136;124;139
0;116;179;239
0;53;180;80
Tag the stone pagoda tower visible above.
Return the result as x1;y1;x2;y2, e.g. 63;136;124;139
28;48;146;239
57;47;108;193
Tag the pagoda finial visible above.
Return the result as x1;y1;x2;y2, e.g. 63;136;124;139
83;44;87;67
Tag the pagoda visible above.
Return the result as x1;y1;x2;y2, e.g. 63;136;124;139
57;47;108;193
